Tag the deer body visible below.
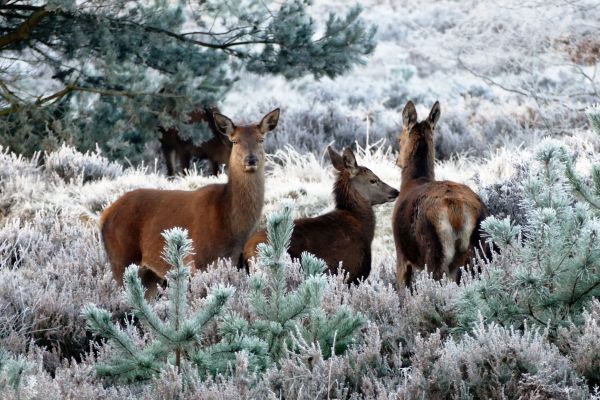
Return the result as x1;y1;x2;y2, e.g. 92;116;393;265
158;107;232;176
102;109;280;296
244;147;398;284
392;101;488;287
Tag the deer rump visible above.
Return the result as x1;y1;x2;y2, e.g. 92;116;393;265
393;180;488;282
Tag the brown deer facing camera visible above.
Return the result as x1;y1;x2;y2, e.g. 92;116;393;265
158;106;232;176
101;109;280;297
243;146;399;284
392;101;489;287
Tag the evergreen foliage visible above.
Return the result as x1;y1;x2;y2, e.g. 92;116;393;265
458;134;600;336
0;1;376;162
83;228;238;382
246;203;365;361
4;137;600;396
83;207;363;384
195;203;364;371
0;349;31;397
587;104;600;136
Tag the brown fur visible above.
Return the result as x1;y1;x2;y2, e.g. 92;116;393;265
243;147;398;284
392;101;489;287
101;109;280;297
158;106;232;176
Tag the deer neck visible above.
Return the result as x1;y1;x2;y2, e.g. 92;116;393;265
401;138;435;190
334;174;375;240
225;163;265;237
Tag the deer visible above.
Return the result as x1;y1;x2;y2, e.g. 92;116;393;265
243;146;399;284
101;109;280;297
392;101;489;288
158;106;232;176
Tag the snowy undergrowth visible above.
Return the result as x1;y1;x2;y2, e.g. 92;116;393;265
1;132;600;398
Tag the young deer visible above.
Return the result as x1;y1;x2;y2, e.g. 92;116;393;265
158;106;232;176
101;109;280;297
392;101;489;287
243;146;398;284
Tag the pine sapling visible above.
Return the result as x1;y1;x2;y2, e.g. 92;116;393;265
458;139;600;337
0;349;31;399
248;203;364;362
559;104;600;212
83;228;235;382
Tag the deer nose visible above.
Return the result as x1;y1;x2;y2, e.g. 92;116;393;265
245;155;258;167
389;189;399;199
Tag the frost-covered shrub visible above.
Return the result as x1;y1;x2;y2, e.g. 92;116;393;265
0;349;32;397
478;159;531;227
587;104;600;135
44;144;123;183
0;218;42;269
85;228;239;383
458;139;600;336
264;323;396;399
0;211;125;366
396;272;460;351
405;321;588;399
0;146;40;181
560;300;600;387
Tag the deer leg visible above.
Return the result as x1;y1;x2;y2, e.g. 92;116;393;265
138;266;164;300
208;160;220;176
396;249;413;289
448;251;470;285
180;151;192;174
162;146;176;177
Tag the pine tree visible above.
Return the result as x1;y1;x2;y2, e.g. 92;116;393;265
194;203;364;375
457;122;600;337
245;202;365;361
84;207;364;383
561;104;600;212
0;349;31;399
0;1;376;162
83;228;243;382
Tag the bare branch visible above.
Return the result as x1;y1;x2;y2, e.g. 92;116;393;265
0;84;187;117
0;6;50;49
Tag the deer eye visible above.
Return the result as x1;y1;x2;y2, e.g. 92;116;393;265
370;179;377;184
258;138;265;143
231;140;240;145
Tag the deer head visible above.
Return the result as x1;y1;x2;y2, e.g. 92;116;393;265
213;109;280;173
328;146;398;205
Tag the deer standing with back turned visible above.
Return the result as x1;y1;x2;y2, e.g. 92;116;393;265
244;146;398;284
101;109;280;297
392;101;489;287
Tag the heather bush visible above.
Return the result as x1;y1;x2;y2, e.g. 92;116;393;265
0;211;126;367
3;120;600;396
44;144;123;183
405;321;589;399
560;300;600;387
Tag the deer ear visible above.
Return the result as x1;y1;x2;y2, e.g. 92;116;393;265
259;108;280;134
427;101;441;130
342;147;359;176
402;101;418;131
327;146;344;171
213;113;235;137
